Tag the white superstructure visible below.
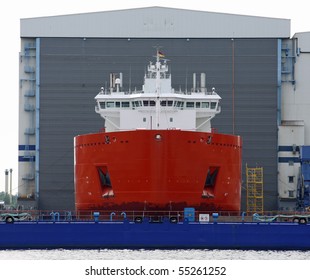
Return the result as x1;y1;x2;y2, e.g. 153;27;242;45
95;51;221;132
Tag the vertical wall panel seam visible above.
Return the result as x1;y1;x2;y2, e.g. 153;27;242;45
277;38;282;127
35;37;40;201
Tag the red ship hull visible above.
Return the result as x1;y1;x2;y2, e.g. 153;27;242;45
74;130;242;212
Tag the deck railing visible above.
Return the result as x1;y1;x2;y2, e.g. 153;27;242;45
2;209;309;223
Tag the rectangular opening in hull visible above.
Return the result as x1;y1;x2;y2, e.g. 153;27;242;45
97;166;114;198
202;166;219;198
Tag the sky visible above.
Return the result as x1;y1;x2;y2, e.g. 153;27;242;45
0;0;309;194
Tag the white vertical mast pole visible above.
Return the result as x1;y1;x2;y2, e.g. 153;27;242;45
9;169;12;204
155;50;161;129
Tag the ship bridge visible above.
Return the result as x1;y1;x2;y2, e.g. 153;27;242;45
95;52;221;132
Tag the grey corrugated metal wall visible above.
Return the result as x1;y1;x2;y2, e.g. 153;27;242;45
39;38;278;210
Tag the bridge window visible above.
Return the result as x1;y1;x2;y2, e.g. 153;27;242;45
196;102;201;108
99;102;105;109
106;101;115;108
161;100;174;106
121;101;130;108
211;102;217;109
115;102;120;108
175;101;184;108
201;102;209;108
186;102;195;108
132;101;142;107
143;100;156;107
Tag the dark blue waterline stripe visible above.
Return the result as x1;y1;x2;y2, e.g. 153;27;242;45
19;145;36;151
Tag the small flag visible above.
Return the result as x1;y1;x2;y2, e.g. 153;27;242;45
158;51;165;58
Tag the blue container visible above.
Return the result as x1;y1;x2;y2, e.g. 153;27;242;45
184;208;195;222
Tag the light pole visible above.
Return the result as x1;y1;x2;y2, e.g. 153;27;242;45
9;169;12;205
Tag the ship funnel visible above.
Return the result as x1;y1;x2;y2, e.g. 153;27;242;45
4;169;8;194
201;73;206;93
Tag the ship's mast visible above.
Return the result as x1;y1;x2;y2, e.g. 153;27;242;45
155;50;161;128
